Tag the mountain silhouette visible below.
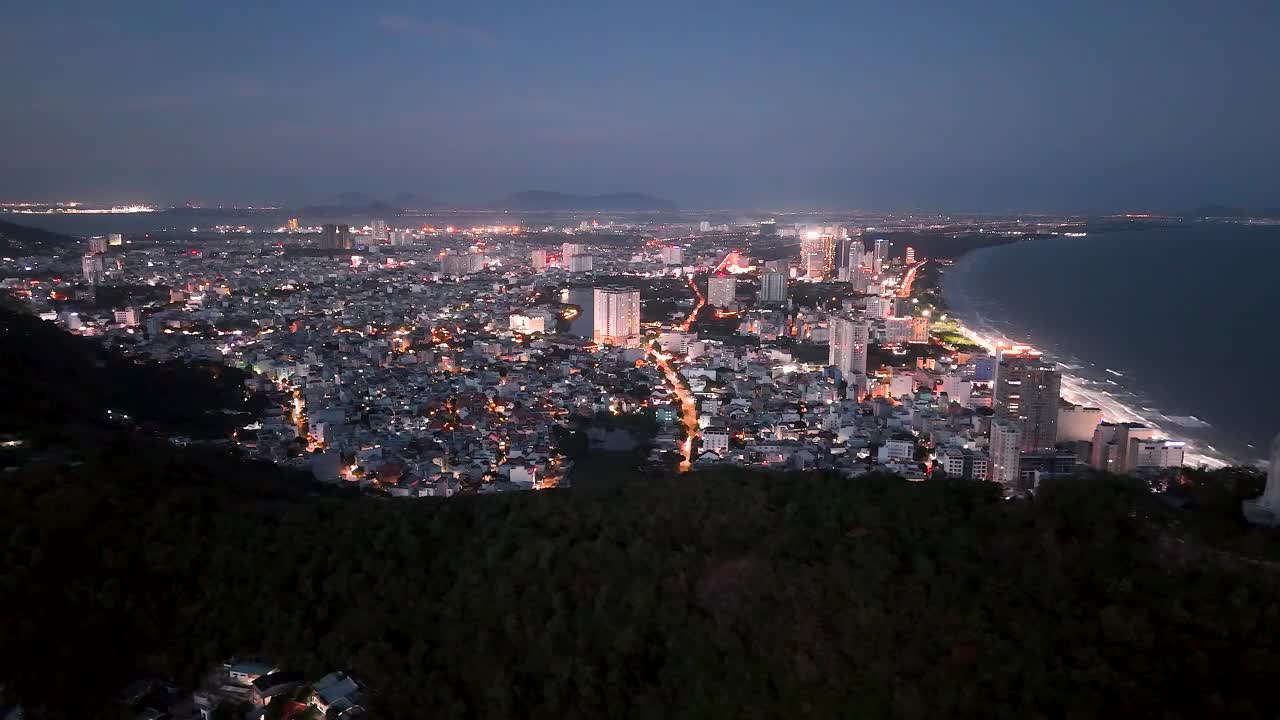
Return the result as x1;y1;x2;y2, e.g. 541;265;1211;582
499;190;676;211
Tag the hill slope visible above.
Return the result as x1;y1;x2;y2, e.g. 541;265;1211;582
0;218;81;254
5;456;1280;717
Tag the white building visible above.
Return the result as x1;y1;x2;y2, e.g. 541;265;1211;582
939;374;972;407
702;429;730;455
888;374;914;399
568;255;594;273
593;286;640;345
114;306;140;328
1090;423;1155;472
371;219;388;243
662;246;683;266
656;331;697;354
864;295;894;318
829;315;869;379
1129;439;1186;470
1057;404;1103;443
531;249;548;271
880;438;915;462
759;271;787;305
990;419;1023;486
508;312;547;335
562;242;585;260
937;447;990;480
707;276;736;307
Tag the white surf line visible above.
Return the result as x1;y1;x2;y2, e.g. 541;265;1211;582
952;320;1230;469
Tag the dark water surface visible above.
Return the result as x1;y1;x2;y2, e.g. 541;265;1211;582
943;223;1280;466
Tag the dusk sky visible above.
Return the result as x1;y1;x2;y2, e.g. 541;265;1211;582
2;0;1277;210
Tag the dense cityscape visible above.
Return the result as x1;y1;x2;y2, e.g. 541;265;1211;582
3;210;1201;500
4;2;1280;717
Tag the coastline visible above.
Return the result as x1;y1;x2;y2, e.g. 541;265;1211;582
937;240;1234;469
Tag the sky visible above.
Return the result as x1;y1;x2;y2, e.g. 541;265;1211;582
1;0;1278;211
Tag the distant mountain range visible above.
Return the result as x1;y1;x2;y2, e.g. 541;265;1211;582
293;190;676;213
1182;204;1280;219
497;191;676;212
298;192;441;215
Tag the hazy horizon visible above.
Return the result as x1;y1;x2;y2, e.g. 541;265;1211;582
3;1;1278;212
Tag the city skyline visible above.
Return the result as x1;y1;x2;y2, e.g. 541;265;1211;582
6;3;1280;716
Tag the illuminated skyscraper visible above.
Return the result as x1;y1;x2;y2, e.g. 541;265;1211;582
905;246;916;264
568;255;594;272
873;237;888;276
990;419;1023;486
531;249;548;271
562;242;585;260
593;287;641;345
707;276;736;307
87;236;108;255
759;271;787;305
802;233;835;279
994;345;1061;451
371;219;388;243
287;217;300;231
662;246;683;266
829;315;869;378
107;233;123;247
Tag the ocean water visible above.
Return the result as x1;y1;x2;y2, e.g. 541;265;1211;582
2;211;294;236
942;223;1280;467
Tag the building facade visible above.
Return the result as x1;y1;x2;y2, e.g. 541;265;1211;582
990;418;1023;486
707;276;736;307
993;345;1061;451
829;315;869;379
593;287;641;345
759;271;787;305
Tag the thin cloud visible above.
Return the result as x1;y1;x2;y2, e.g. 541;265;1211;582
375;15;497;48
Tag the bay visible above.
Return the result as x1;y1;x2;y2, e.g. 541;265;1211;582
943;223;1280;467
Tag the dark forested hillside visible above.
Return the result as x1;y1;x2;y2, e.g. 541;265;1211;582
0;219;80;254
3;304;1280;719
0;304;263;441
4;455;1280;718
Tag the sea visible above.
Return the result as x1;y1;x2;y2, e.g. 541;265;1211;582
942;223;1280;467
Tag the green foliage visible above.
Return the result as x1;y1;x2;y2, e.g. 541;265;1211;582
5;306;1280;719
3;454;1280;719
0;305;264;440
